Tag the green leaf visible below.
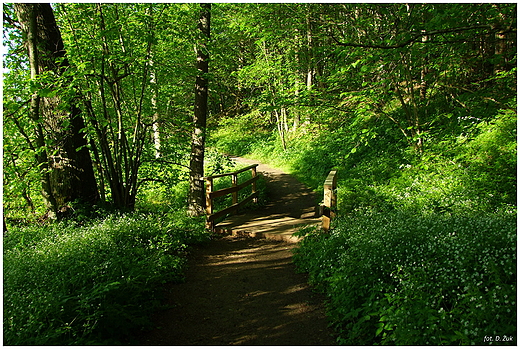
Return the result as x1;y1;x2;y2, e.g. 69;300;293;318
357;314;371;324
38;88;55;98
376;326;384;336
360;65;370;73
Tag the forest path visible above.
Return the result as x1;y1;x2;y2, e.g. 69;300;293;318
215;156;322;242
139;158;335;345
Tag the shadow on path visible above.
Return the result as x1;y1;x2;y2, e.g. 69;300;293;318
139;157;334;345
140;236;335;345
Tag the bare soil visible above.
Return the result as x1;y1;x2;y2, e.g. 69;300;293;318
139;159;335;346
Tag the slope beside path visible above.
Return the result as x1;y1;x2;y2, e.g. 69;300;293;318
139;158;335;345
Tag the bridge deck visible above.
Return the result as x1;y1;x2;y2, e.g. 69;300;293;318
215;158;321;243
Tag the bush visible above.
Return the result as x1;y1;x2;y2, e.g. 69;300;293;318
457;108;517;207
294;210;516;345
136;150;242;214
3;212;209;345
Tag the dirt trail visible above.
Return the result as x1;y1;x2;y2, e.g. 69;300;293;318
139;158;335;345
216;157;322;241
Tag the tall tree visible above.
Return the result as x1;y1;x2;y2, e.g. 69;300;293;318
188;3;211;216
14;3;99;217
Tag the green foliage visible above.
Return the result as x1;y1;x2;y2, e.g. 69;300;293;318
136;157;191;213
3;212;210;345
294;210;516;345
457;107;517;207
3;4;517;345
204;149;237;176
208;111;272;156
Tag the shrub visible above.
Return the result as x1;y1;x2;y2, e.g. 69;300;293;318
294;210;517;345
457;108;517;207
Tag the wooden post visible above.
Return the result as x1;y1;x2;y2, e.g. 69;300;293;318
231;173;238;215
322;170;337;232
231;173;238;205
205;177;214;231
251;165;258;203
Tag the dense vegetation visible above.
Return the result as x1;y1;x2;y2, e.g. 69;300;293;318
3;3;516;346
294;212;516;345
4;212;208;345
206;3;517;346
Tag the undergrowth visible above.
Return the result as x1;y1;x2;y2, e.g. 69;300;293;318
294;210;517;345
3;212;209;345
3;150;265;345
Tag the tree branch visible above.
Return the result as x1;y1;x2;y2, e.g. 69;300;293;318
331;24;497;49
3;99;31;119
3;12;21;29
144;158;191;170
137;178;166;186
10;114;36;152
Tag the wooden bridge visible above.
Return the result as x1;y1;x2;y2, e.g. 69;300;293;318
202;157;337;242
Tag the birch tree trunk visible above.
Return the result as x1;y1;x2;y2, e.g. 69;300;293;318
150;61;161;159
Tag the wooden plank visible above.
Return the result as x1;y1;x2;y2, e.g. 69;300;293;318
323;171;336;208
232;173;238;205
209;176;259;199
207;192;258;223
322;215;331;231
205;178;213;215
251;166;258;203
205;178;214;231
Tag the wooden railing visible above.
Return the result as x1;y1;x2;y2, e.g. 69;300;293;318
202;164;259;231
321;170;337;232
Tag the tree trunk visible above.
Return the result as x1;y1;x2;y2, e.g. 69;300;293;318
420;31;429;100
150;60;161;159
15;3;99;216
304;8;314;124
188;3;211;216
306;10;314;91
22;3;59;217
274;109;287;151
